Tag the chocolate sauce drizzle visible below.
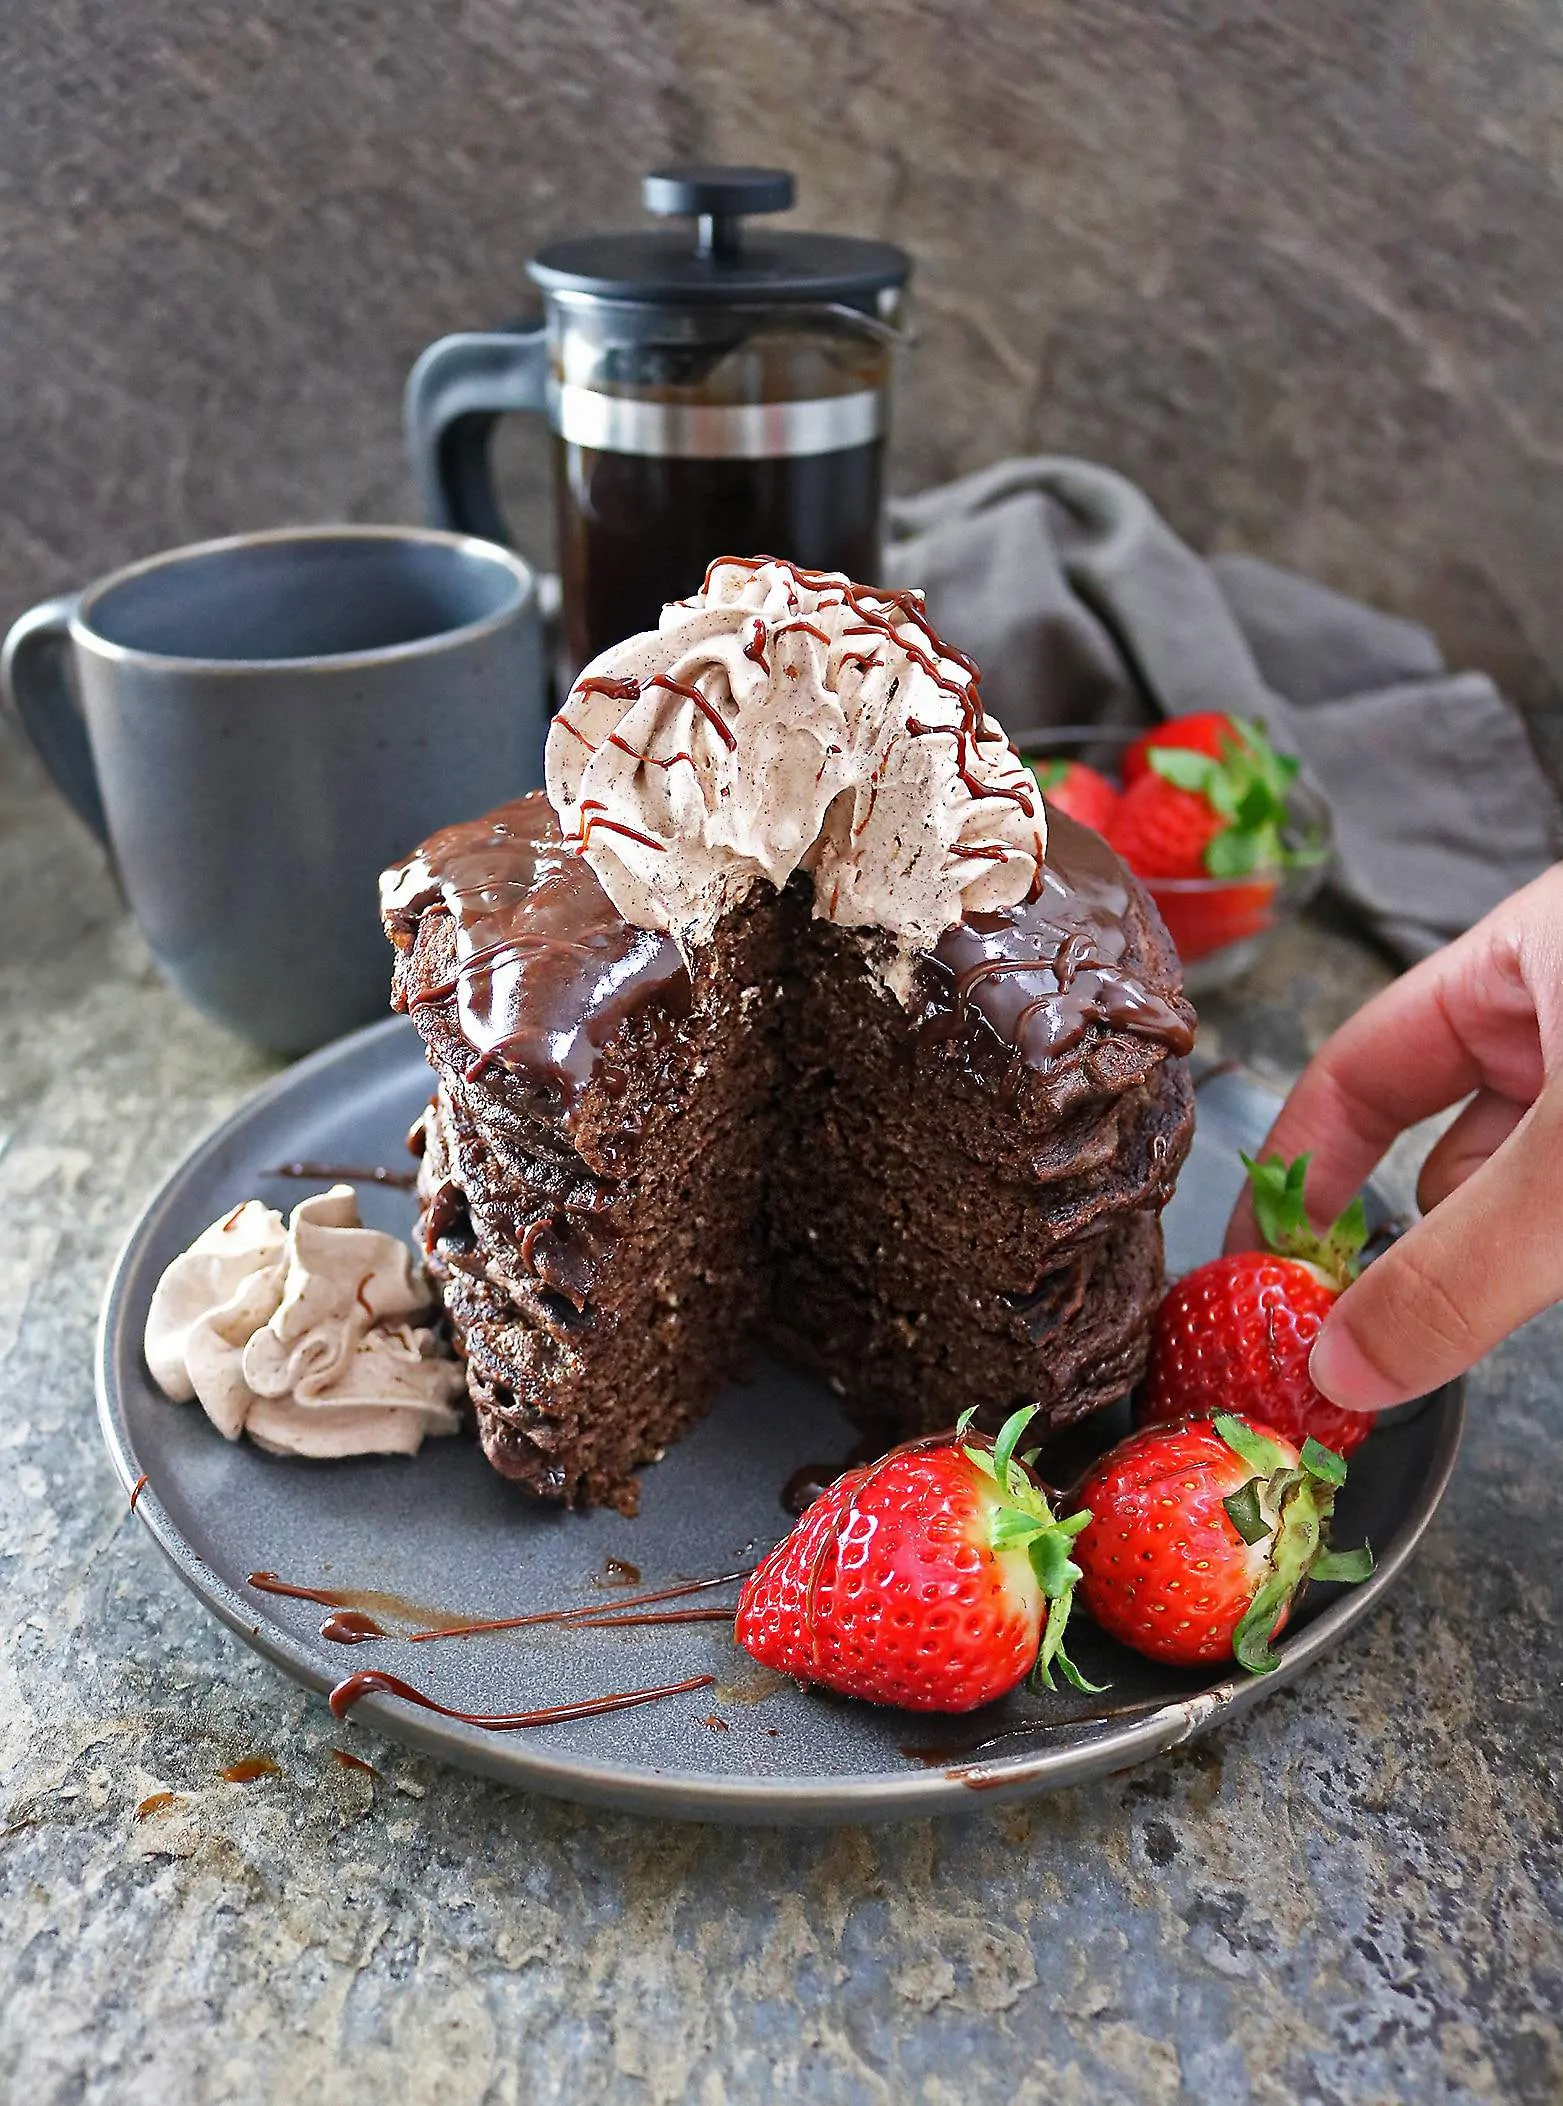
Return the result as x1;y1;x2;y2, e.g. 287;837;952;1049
248;1564;749;1649
246;1570;475;1638
266;1161;419;1190
404;1567;752;1645
920;809;1194;1071
699;555;1038;833
569;1606;734;1629
381;795;690;1118
319;1610;386;1646
328;1669;715;1733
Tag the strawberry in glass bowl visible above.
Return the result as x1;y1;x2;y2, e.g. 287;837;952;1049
1020;717;1332;991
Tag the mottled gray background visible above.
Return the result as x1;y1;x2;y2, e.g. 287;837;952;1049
4;11;1563;2100
3;0;1561;775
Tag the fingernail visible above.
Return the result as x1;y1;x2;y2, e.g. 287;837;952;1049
1309;1319;1390;1413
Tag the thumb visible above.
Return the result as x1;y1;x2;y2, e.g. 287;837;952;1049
1310;1090;1563;1410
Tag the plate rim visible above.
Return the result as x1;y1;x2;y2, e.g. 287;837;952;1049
95;1016;1467;1824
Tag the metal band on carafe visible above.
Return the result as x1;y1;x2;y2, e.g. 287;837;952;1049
551;383;884;460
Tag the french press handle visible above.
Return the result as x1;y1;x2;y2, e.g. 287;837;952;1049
403;325;549;547
405;170;803;547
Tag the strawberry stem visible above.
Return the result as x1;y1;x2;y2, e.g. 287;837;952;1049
958;1404;1106;1693
1214;1414;1373;1674
1242;1153;1368;1288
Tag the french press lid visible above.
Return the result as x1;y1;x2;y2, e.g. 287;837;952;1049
528;166;910;310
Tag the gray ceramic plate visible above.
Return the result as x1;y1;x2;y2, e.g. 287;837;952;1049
97;1018;1463;1824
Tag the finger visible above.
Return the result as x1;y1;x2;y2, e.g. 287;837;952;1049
1224;918;1545;1255
1309;1087;1563;1409
1416;1089;1528;1212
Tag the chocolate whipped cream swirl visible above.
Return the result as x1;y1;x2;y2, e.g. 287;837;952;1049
544;556;1046;954
144;1188;464;1458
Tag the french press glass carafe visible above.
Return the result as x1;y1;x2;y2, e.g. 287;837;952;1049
405;167;911;684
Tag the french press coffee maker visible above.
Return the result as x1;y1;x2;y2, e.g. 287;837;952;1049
405;167;911;684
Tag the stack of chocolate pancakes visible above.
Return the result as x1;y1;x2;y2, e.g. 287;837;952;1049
381;798;1196;1513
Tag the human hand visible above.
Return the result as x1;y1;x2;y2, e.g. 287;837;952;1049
1225;861;1563;1412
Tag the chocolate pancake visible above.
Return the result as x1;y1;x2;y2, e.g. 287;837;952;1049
383;795;1195;1510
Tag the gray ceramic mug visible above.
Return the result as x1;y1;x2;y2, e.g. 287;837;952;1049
2;525;545;1053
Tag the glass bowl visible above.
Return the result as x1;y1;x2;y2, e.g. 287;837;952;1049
1016;725;1334;994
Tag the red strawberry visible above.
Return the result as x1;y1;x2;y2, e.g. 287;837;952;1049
1026;758;1120;837
1123;712;1254;785
1110;715;1300;881
1108;772;1224;879
1138;1152;1373;1458
735;1406;1095;1712
1072;1413;1372;1672
1145;874;1278;962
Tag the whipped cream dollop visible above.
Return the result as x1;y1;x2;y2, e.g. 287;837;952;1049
143;1187;464;1459
544;557;1045;955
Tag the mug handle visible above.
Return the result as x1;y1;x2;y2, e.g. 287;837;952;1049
0;593;109;842
404;327;550;549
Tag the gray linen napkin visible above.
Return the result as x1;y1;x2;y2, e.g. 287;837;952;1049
887;458;1558;960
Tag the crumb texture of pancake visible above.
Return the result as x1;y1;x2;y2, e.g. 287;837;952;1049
383;794;1195;1509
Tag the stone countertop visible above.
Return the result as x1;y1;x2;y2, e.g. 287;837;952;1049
1;722;1558;2106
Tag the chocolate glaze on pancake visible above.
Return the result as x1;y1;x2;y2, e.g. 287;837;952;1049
383;796;1189;1093
381;797;689;1111
920;810;1194;1074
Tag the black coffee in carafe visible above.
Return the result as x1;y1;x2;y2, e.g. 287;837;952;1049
407;167;911;689
553;439;883;681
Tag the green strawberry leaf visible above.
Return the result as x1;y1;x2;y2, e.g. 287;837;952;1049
1032;1622;1109;1694
1241;1152;1368;1286
1322;1196;1370;1280
1222;1421;1374;1676
1231;1566;1291;1674
989;1404;1040;1495
1299;1436;1348;1487
1152;716;1315;880
1030;1532;1084;1599
988;1507;1048;1553
1213;1413;1289;1478
1147;747;1223;795
1233;779;1277;831
1026;758;1069;792
1244;1151;1311;1252
1204;827;1269;878
1312;1543;1375;1583
1028;1575;1108;1693
1222;1478;1272;1546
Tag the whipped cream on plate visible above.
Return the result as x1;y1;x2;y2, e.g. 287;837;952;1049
544;556;1045;957
143;1187;464;1458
